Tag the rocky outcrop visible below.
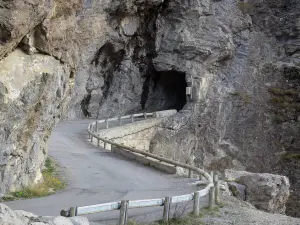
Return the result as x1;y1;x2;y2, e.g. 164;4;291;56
1;0;300;218
0;0;48;59
225;170;290;214
0;203;88;225
0;0;82;195
144;0;300;217
0;49;73;194
201;195;300;225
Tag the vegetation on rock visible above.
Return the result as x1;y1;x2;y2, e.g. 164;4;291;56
4;157;65;200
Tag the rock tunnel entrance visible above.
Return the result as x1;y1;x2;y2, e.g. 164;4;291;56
141;70;187;112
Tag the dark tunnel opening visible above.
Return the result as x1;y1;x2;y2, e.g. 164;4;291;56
141;70;187;111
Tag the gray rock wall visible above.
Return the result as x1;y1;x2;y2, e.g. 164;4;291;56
0;49;73;194
1;0;300;217
147;0;300;216
0;0;79;194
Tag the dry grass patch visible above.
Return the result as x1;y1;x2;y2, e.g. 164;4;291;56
9;157;65;199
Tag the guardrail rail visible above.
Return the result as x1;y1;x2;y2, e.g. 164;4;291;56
61;110;220;225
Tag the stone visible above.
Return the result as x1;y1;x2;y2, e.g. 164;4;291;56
0;49;73;194
224;170;290;214
219;180;232;197
0;0;49;59
228;182;246;201
0;204;89;225
121;17;140;36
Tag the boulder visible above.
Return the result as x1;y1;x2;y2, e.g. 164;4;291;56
225;170;290;214
228;182;247;201
0;204;89;225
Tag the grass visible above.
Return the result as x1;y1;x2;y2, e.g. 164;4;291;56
128;217;200;225
237;1;255;14
268;87;300;123
7;157;65;200
268;87;298;96
282;153;300;161
127;206;223;225
230;91;251;104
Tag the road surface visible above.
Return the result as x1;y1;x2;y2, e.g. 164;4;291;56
6;119;201;224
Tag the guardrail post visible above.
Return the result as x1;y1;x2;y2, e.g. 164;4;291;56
97;138;100;146
104;142;107;150
163;197;171;223
209;171;215;210
214;173;220;205
70;207;76;217
199;167;204;181
119;116;122;126
188;169;193;178
143;112;147;120
119;200;129;225
193;191;200;216
111;145;115;153
131;115;134;123
88;124;92;139
95;121;98;132
105;119;109;129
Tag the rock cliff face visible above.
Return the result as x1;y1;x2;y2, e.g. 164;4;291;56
0;49;73;194
148;0;300;217
0;0;78;194
1;0;300;218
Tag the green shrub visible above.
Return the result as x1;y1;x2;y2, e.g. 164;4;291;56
230;91;251;104
282;153;300;161
237;1;255;14
268;87;298;96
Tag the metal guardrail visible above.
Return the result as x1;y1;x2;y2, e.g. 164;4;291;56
61;110;220;224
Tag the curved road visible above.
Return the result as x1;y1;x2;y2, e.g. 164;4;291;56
6;119;199;224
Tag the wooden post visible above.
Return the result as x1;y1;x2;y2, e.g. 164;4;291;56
97;138;100;146
153;112;158;118
69;207;76;217
111;145;115;153
143;112;147;119
95;121;98;132
209;186;215;210
163;197;171;223
104;142;107;150
193;192;200;216
90;134;93;142
188;169;192;178
88;124;92;139
119;117;122;126
209;172;215;210
119;200;129;225
105;119;109;129
214;173;220;205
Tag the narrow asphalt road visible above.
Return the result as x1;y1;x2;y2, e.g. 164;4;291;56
6;119;200;224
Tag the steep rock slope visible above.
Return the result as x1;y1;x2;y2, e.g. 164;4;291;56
0;0;165;196
0;50;73;194
0;0;80;194
1;0;300;218
149;0;300;217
